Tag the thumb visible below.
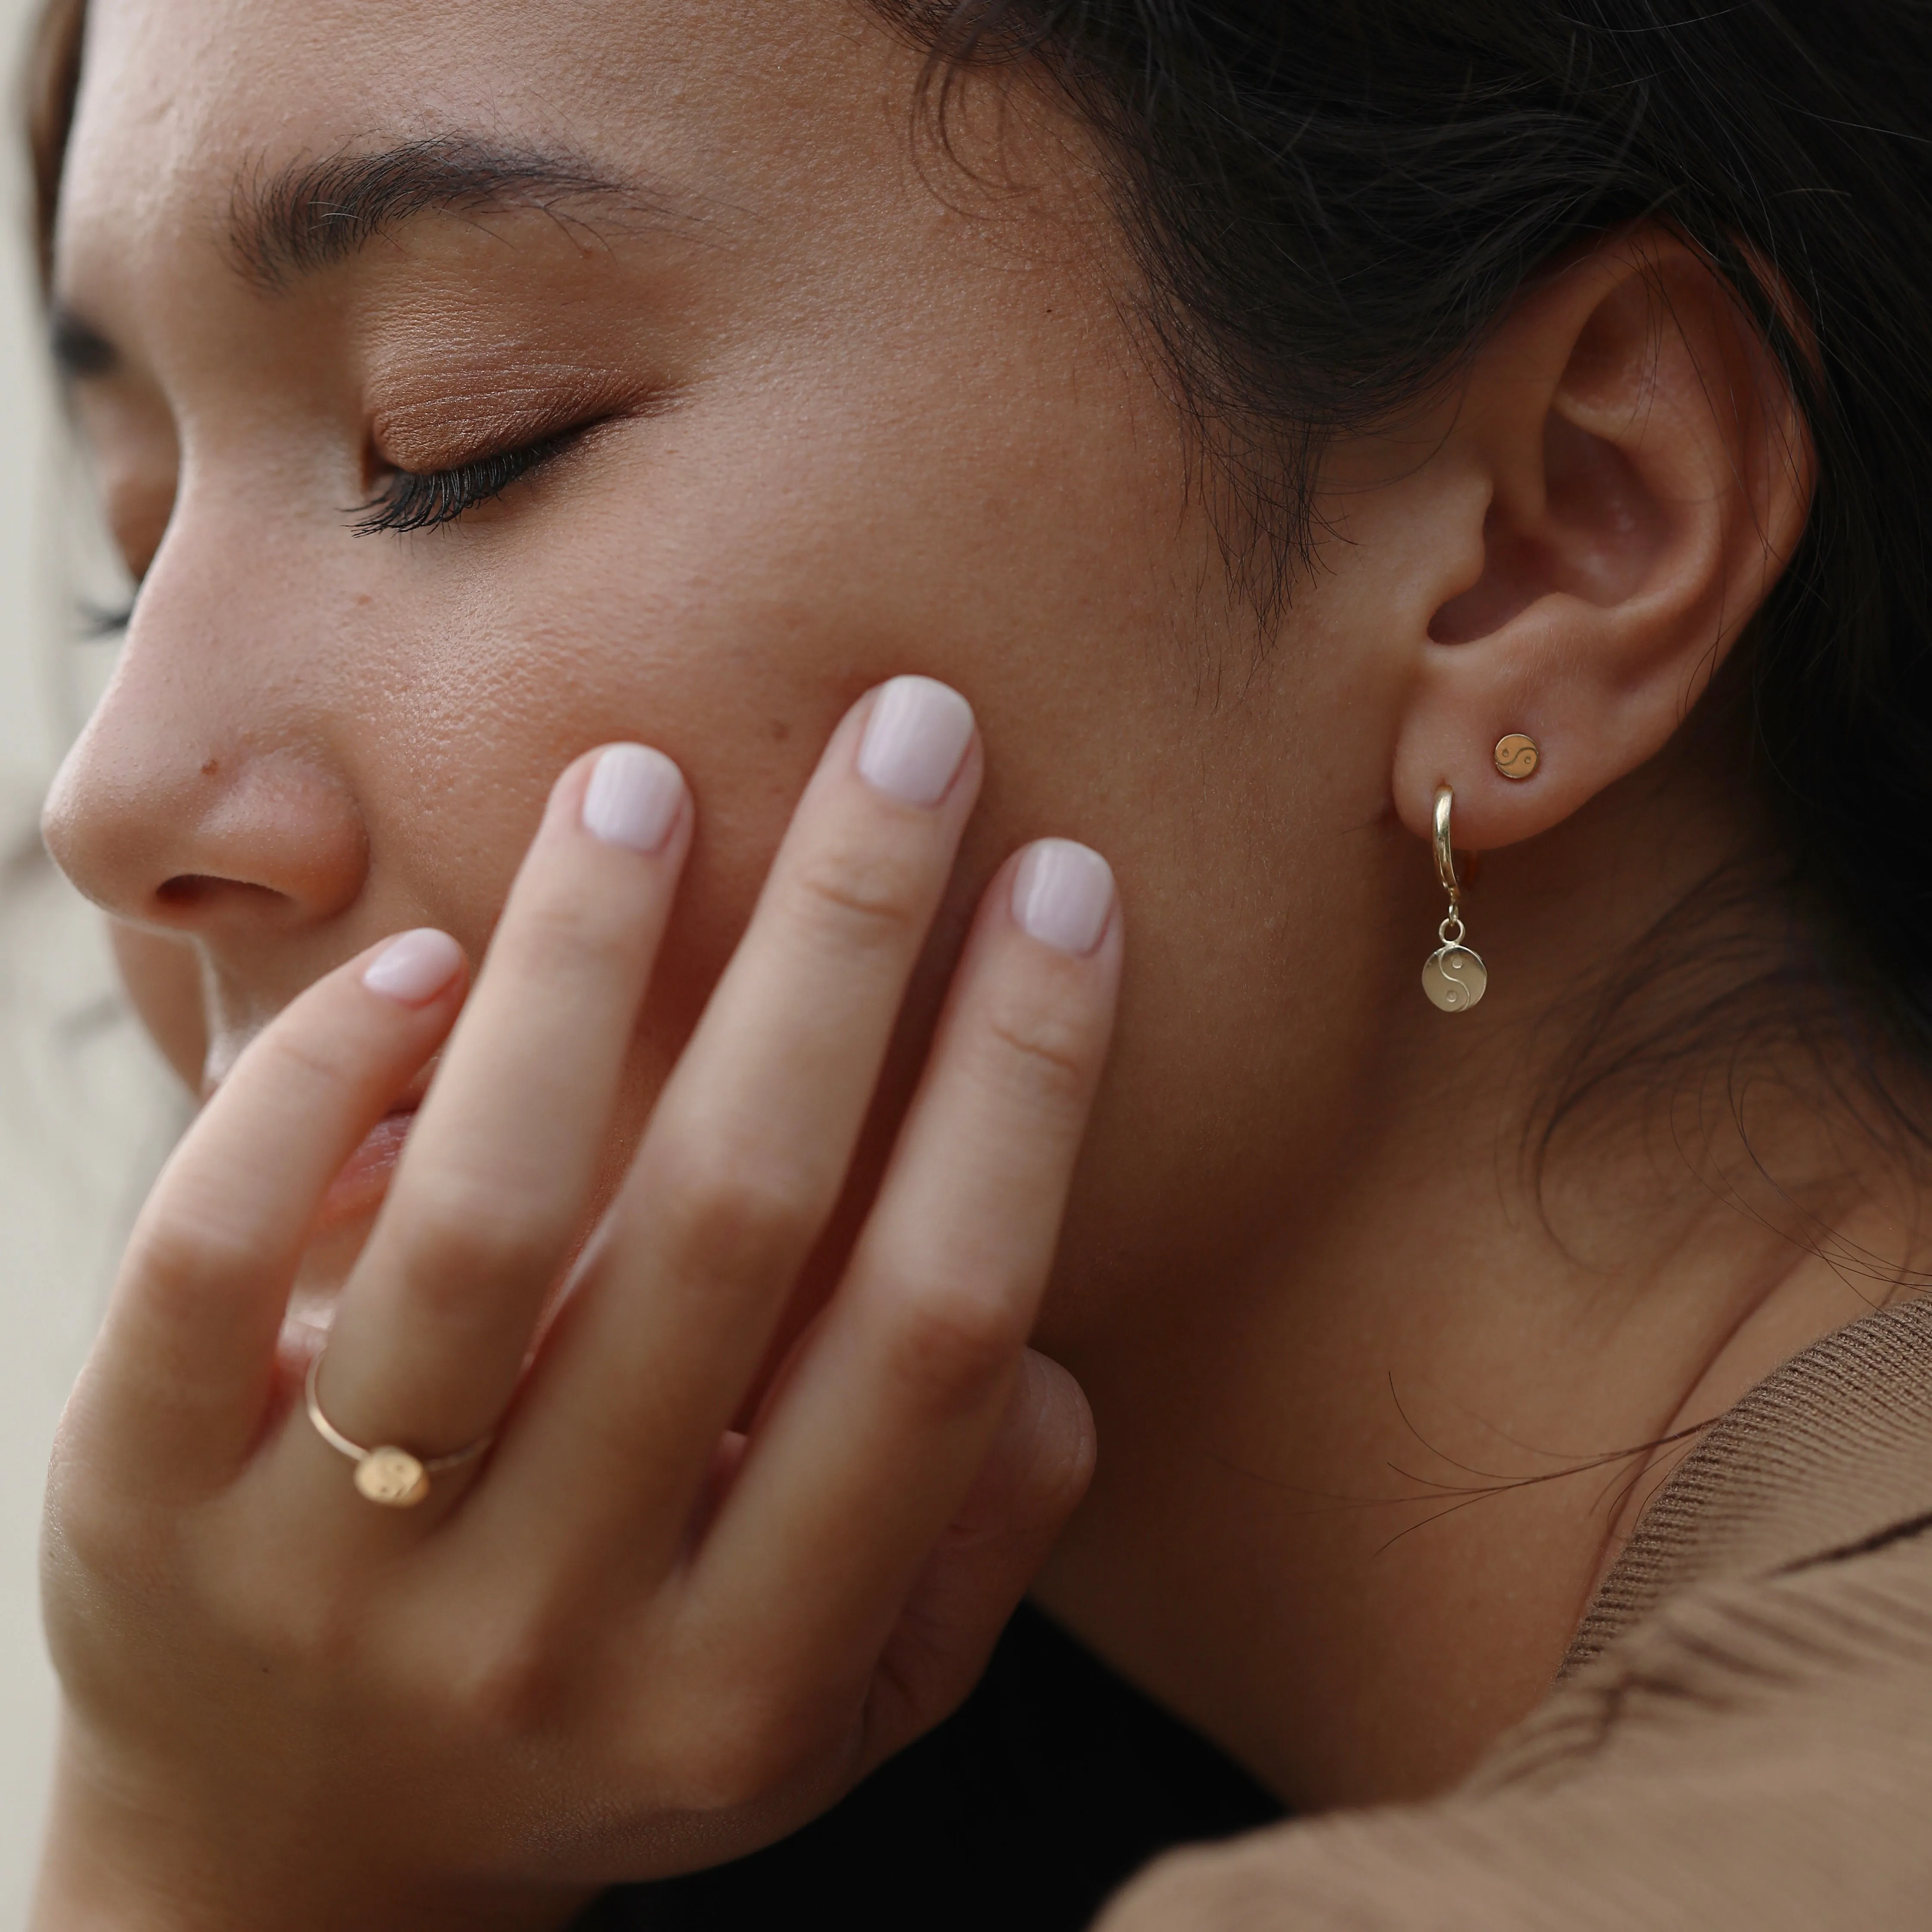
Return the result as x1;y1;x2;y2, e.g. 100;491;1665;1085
861;1347;1096;1767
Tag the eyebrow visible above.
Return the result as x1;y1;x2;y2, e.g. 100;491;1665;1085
51;133;672;381
224;132;638;289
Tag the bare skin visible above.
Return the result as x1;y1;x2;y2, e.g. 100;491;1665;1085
31;0;1911;1923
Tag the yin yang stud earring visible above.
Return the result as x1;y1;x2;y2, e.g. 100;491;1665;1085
1493;733;1540;780
1421;785;1487;1013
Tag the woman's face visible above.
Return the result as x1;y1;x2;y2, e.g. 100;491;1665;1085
44;0;1421;1355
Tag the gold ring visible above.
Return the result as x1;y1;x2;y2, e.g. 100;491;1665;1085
304;1352;495;1508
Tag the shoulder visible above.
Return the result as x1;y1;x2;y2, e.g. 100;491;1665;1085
1099;1296;1932;1932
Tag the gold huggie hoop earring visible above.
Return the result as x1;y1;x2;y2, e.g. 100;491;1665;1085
1421;785;1487;1013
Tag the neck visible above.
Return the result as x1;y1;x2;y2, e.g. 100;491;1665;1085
1033;732;1920;1808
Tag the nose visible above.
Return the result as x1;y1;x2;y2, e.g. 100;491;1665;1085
43;643;368;938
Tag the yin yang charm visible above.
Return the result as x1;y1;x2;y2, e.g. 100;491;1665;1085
1422;942;1487;1013
354;1446;430;1508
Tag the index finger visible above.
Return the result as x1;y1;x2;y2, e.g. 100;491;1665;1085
690;839;1120;1688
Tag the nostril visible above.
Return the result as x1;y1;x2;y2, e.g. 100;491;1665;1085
154;875;288;913
154;875;216;910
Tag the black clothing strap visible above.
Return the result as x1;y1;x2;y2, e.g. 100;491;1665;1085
577;1601;1283;1931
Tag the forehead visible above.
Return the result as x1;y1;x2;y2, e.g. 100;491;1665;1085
57;0;909;295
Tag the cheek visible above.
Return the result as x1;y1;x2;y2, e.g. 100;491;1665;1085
349;521;850;1015
330;363;1333;1322
109;921;207;1091
348;429;1083;950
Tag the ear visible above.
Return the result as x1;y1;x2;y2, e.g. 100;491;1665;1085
1388;226;1814;850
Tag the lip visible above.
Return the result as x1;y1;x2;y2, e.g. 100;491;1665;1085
318;1106;418;1229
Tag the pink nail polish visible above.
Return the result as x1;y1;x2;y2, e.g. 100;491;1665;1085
856;677;975;807
582;743;685;852
1011;841;1114;956
362;928;464;1006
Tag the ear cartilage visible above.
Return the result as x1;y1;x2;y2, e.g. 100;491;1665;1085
1493;733;1540;780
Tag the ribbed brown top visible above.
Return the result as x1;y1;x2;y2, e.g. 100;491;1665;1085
1102;1296;1932;1930
1566;1295;1932;1672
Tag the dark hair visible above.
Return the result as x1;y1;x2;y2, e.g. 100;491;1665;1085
25;0;81;287
25;1;1932;1114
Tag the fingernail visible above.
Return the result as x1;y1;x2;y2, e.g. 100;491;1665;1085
362;928;464;1006
856;677;975;807
582;743;685;852
1011;841;1114;955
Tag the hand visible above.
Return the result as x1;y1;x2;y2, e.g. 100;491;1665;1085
34;680;1120;1931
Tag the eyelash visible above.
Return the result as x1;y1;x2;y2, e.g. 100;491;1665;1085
351;429;579;536
79;426;584;630
78;596;137;637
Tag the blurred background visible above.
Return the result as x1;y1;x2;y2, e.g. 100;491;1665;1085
0;0;184;1912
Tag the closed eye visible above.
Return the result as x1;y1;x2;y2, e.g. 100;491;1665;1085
351;427;584;536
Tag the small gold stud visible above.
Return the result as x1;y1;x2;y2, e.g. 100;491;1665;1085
1493;734;1540;781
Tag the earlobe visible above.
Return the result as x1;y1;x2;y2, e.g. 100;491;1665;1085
1389;228;1814;853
